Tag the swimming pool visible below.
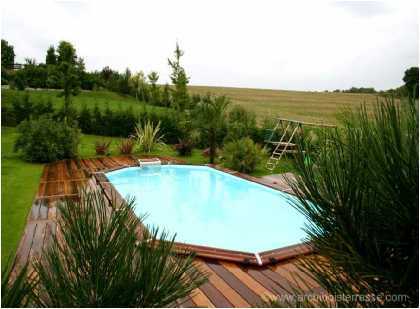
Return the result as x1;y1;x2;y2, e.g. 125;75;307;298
106;165;308;255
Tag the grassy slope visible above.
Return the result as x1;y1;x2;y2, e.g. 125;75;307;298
3;87;381;125
1;89;167;113
2;127;290;268
189;85;379;124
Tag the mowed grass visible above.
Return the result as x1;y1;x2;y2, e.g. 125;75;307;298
1;89;167;113
1;127;44;270
189;85;380;124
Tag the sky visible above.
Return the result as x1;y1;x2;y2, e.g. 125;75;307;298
1;0;418;91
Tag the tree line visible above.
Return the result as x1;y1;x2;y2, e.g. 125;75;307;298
1;39;200;110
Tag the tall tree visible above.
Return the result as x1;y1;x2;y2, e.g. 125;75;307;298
118;68;132;95
148;71;160;105
194;95;230;163
1;39;15;68
56;41;82;121
403;66;419;98
45;45;57;65
168;43;190;111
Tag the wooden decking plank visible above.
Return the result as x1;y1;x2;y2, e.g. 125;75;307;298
206;261;261;306
30;202;41;220
30;222;47;258
39;202;49;220
244;267;289;296
197;260;250;307
42;221;57;251
44;181;58;197
271;262;320;290
220;261;277;302
47;207;57;220
199;282;233;308
261;268;298;292
177;296;197;308
14;222;37;269
40;164;50;181
190;288;215;308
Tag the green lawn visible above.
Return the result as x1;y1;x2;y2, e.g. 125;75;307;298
1;126;292;270
1;127;44;270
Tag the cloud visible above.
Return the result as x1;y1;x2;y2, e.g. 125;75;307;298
332;1;391;18
1;0;418;90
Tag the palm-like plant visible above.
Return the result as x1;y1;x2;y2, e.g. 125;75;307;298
33;190;206;307
278;97;418;307
133;120;165;153
193;94;230;163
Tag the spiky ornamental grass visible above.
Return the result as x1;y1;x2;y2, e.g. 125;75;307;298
33;190;206;307
134;120;165;153
278;97;418;307
1;263;38;308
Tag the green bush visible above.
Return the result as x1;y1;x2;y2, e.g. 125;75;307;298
14;116;80;162
224;105;258;142
223;137;267;173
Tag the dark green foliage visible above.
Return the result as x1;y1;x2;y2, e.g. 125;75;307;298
403;66;419;98
148;71;161;105
33;190;206;307
78;104;93;133
21;60;47;88
118;68;132;95
45;45;57;65
1;39;15;68
46;64;61;89
10;92;54;124
193;94;230;163
168;43;190;111
282;97;419;307
1;262;37;308
13;69;27;90
225;105;258;142
56;41;83;120
161;83;172;107
343;86;376;94
14;116;80;162
223;137;267;173
1;106;17;126
92;104;105;135
174;137;194;156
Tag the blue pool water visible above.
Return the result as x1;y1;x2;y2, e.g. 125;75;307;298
106;165;308;253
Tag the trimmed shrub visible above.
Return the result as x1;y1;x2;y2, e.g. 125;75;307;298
78;104;93;133
223;137;267;173
14;116;80;162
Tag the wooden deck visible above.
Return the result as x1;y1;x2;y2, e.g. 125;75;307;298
12;156;321;307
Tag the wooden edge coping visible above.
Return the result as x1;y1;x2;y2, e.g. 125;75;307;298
94;157;313;266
